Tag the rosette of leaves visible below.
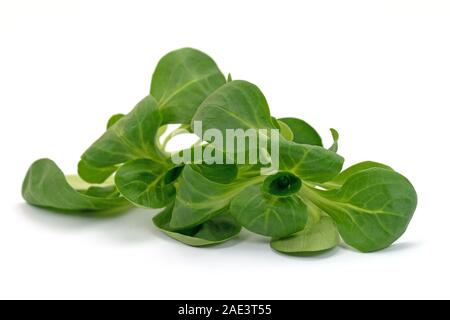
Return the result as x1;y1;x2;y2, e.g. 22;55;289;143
22;48;417;254
169;80;417;253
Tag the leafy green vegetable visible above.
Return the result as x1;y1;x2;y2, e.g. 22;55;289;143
107;113;125;129
278;117;323;146
329;128;339;152
325;161;392;188
262;171;302;197
79;95;166;183
278;141;344;183
230;184;308;237
22;48;418;256
192;163;238;184
153;205;241;247
301;167;417;252
169;165;264;230
22;159;129;212
77;160;117;184
278;117;339;152
271;215;340;255
150;48;226;125
114;159;178;208
193;80;275;135
277;119;294;141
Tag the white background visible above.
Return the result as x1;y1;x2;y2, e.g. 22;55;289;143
1;0;449;300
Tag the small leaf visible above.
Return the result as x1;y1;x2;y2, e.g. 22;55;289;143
271;215;340;255
151;48;226;124
22;159;129;212
106;113;125;129
329;128;339;152
278;118;323;146
277;120;294;141
230;184;308;237
262;171;302;197
227;73;233;82
153;206;241;247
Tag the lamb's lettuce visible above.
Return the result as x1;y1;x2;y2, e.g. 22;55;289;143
22;48;417;255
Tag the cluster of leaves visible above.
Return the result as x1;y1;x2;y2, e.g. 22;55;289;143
22;48;417;255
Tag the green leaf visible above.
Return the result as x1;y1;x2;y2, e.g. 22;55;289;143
262;171;302;197
114;159;180;208
21;48;418;256
153;206;241;247
81;185;119;198
151;48;226;124
22;159;129;212
193;80;275;135
278;118;323;146
278;141;344;183
76;112;131;184
80;95;166;183
329;128;339;152
170;139;342;231
170;165;264;230
270;215;340;255
325;161;393;188
302;168;417;252
191;163;238;184
230;184;308;237
277;119;294;141
77;160;117;184
106;113;125;129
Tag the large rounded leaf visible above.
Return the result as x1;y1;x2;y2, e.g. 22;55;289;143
151;48;226;124
230;184;308;237
303;168;417;252
193;80;275;135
